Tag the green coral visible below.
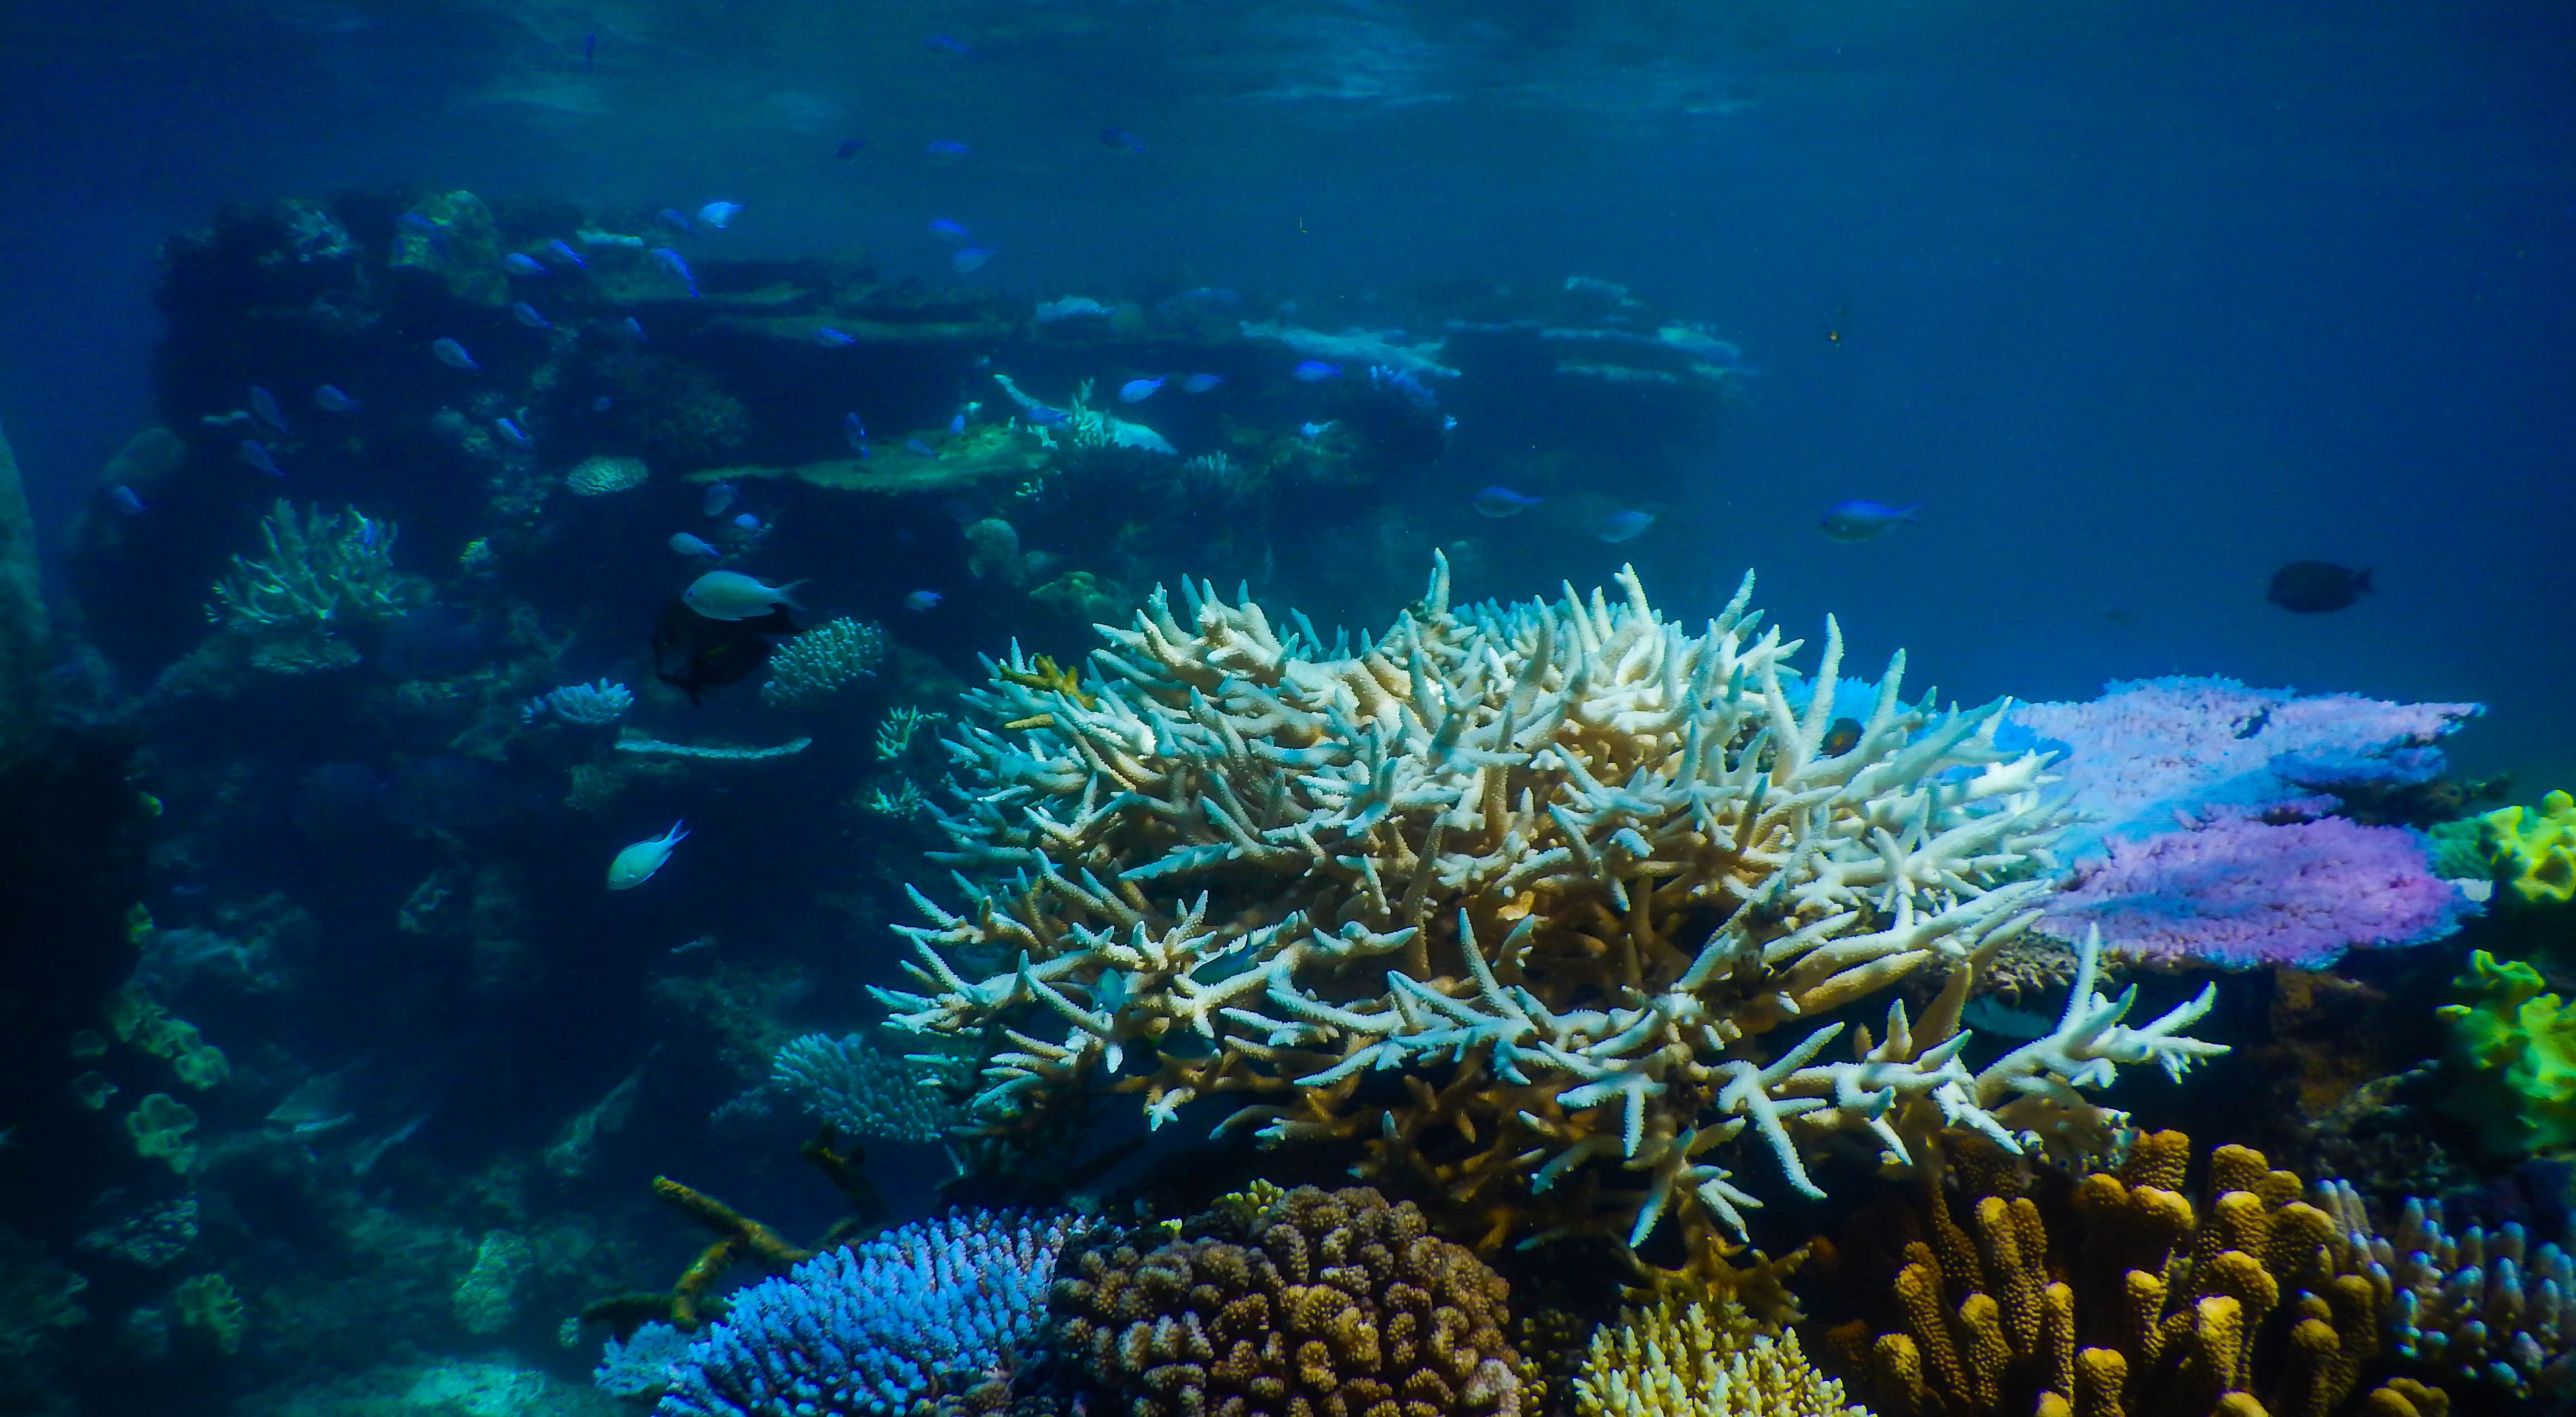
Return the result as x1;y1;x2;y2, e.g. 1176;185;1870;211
2481;790;2576;906
760;617;886;708
2439;947;2576;1155
209;500;413;634
175;1272;247;1356
127;1092;203;1173
386;189;507;305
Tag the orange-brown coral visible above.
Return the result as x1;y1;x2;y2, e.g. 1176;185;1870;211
1809;1133;2439;1417
1052;1184;1525;1417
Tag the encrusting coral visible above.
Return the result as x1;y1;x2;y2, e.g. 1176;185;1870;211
2434;949;2576;1157
1575;1295;1872;1417
2470;790;2576;906
1810;1132;2442;1417
876;556;2223;1253
1051;1183;1525;1417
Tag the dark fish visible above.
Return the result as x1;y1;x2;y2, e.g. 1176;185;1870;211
1820;718;1863;756
652;598;800;705
2267;561;2372;614
583;32;596;70
1099;127;1145;153
835;138;867;160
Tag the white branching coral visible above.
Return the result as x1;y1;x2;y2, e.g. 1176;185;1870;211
208;500;410;630
874;556;2222;1248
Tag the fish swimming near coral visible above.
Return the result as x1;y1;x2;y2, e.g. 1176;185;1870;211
1593;509;1656;542
431;338;478;371
1180;373;1224;394
702;481;739;517
313;385;359;414
650;247;699;297
1118;377;1165;403
501;252;546;276
2267;560;2372;614
543;238;587;269
652;597;799;704
952;246;992;274
607;821;688;890
510;301;551;330
684;569;806;621
1472;486;1542;518
668;532;721;558
1819;499;1921;542
248;385;290;437
927;218;972;244
697;201;743;229
813;327;857;348
240;439;285;477
494;417;534;449
905;589;943;611
1293;360;1341;381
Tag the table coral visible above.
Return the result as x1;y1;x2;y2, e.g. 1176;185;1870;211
1812;1132;2430;1417
2037;815;2469;969
876;556;2222;1248
1574;1295;1870;1417
1051;1184;1524;1417
655;1211;1079;1417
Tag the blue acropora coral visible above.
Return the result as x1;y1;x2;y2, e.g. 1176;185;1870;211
654;1212;1079;1417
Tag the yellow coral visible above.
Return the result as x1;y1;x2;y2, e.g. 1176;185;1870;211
1575;1297;1871;1417
2478;790;2576;905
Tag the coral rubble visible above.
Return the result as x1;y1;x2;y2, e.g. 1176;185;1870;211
878;556;2221;1250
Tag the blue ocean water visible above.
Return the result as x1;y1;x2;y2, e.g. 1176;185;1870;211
1;3;2571;1414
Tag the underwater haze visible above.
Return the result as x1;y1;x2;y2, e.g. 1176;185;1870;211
2;2;2575;1415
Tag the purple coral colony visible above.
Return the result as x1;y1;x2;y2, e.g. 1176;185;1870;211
2;12;2573;1417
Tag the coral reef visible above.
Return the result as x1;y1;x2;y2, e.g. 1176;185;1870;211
176;1271;250;1356
126;1091;203;1172
1051;1184;1524;1417
878;558;2221;1248
1811;1132;2433;1417
770;1031;966;1144
2316;1184;2574;1398
209;499;412;631
1575;1296;1869;1417
2038;816;2469;969
656;1212;1080;1417
594;1319;692;1402
2436;949;2576;1156
567;455;651;497
0;412;48;768
761;618;888;708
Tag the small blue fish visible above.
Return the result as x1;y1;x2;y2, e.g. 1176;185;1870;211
511;301;552;330
501;252;547;276
904;589;943;611
1119;377;1166;404
698;202;743;230
592;395;616;412
650;247;699;297
670;533;721;558
1181;373;1224;394
951;246;992;274
431;338;478;371
1472;486;1543;518
925;140;971;162
1292;360;1341;381
495;417;535;449
314;385;359;414
927;218;972;244
654;208;694;234
813;327;857;348
732;513;766;533
240;439;285;477
396;211;440;237
1819;500;1923;542
1594;509;1658;544
1027;406;1069;426
835;138;867;160
843;412;869;452
1300;421;1336;439
611;317;647;341
544;239;587;269
949;413;967;436
248;385;290;435
109;486;149;516
923;32;971;55
703;481;739;517
583;31;596;70
1099;127;1146;153
904;437;939;458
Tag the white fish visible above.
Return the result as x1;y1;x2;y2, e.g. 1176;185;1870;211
431;338;478;371
314;385;360;414
669;533;721;558
698;202;743;229
607;821;688;890
683;569;805;620
904;589;942;611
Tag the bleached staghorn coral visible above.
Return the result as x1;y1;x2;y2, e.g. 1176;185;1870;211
761;618;887;709
208;500;410;630
875;556;2224;1248
874;706;945;763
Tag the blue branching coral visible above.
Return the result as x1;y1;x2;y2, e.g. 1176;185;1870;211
654;1212;1079;1417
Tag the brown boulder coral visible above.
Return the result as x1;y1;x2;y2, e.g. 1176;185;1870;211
1052;1184;1524;1417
